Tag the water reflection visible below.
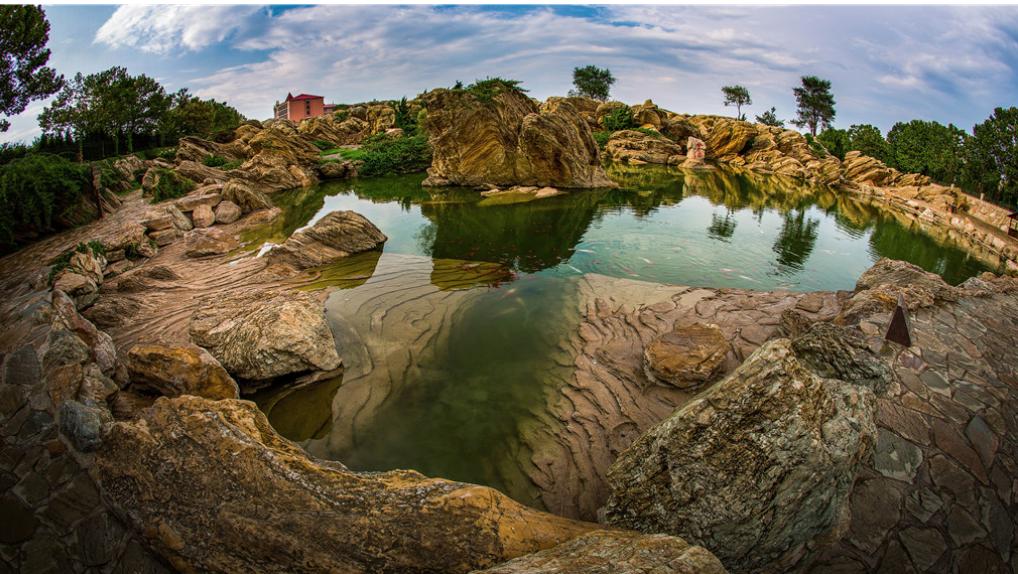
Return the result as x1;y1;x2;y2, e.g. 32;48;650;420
772;209;821;271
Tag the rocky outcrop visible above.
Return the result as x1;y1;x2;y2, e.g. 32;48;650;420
605;322;889;573
841;151;931;188
604;129;685;165
421;87;615;188
221;178;273;213
189;289;341;383
91;395;598;573
124;343;239;400
477;530;728;574
643;322;729;388
267;210;387;270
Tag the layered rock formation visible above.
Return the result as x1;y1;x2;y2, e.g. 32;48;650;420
267;210;387;270
421;87;615;188
604;129;685;165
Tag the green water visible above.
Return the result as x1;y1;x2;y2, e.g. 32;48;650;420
253;166;995;508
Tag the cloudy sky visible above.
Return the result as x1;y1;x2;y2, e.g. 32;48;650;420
4;4;1018;143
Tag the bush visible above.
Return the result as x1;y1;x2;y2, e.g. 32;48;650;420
149;168;196;203
459;77;527;104
203;155;228;167
157;148;177;161
48;240;105;284
593;131;612;149
0;153;90;247
603;106;636;132
803;134;828;158
311;140;333;151
634;127;664;139
221;160;243;171
355;133;432;177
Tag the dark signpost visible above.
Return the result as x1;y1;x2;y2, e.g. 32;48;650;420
885;292;913;347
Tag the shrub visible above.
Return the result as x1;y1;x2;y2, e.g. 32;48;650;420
634;127;664;139
149;168;196;203
157;148;177;161
203;155;228;167
333;110;349;122
593;131;612;149
48;240;105;284
460;77;527;104
804;134;828;158
355;133;432;177
0;153;90;247
603;106;636;132
311;140;333;151
221;160;243;171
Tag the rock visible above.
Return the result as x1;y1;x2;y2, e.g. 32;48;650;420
267;210;386;270
91;395;596;573
213;200;242;224
630;100;664;128
184;228;239;258
173;160;229;185
53;272;97;302
191;204;215;228
59;399;112;452
175;135;248;165
236;121;320;192
99;221;148;254
163;204;193;232
691;116;759;159
604;130;685;165
318;159;357;180
476;530;727;574
175;187;222;213
421;88;615;188
125;343;239;400
189;290;342;382
478;185;563;205
297;115;365;146
221;179;272;213
148;228;180;247
660;118;702;145
605;322;887;573
643;322;729;388
3;346;42;387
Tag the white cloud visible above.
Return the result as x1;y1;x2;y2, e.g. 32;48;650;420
94;5;262;54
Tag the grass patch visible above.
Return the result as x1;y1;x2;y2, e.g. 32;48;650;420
593;131;612;149
203;155;228;167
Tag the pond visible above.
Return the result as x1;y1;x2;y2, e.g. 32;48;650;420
250;166;993;510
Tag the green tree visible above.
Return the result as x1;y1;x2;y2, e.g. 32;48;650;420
963;107;1018;208
846;124;890;163
816;128;850;160
160;89;243;142
721;85;752;120
755;107;784;127
38;73;94;162
886;119;966;185
792;76;836;137
570;65;615;101
394;96;416;134
0;5;63;132
114;71;170;153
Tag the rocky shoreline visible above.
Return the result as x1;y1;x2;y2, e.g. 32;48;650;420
1;88;1017;573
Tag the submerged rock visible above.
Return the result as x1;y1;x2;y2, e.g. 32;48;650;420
92;395;598;573
189;289;341;382
268;210;387;270
421;87;615;188
606;322;888;573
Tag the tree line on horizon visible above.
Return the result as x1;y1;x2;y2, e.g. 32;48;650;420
570;65;1017;210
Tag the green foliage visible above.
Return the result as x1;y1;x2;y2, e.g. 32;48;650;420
333;110;349;122
962;107;1018;208
221;160;243;171
755;107;784;127
593;131;612;149
634;127;664;139
354;133;432;177
149;168;195;203
311;140;332;151
335;147;368;161
0;153;89;246
816;128;850;160
0;142;32;165
886;120;966;185
803;134;828;158
460;77;527;104
203;155;228;167
157;148;177;161
570;65;615;101
603;106;637;132
394;97;417;134
721;85;752;120
161;89;243;141
792;76;836;137
48;240;105;284
846;124;890;163
0;6;63;132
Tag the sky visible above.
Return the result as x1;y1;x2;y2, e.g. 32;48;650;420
4;4;1018;143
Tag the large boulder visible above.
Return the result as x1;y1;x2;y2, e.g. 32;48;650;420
91;395;597;573
221;179;272;213
643;322;729;388
124;343;239;400
477;531;727;574
268;210;387;270
421;87;615;188
690;116;759;160
605;322;890;573
189;289;341;382
604;129;685;165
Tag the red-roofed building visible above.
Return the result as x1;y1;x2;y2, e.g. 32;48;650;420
274;92;328;121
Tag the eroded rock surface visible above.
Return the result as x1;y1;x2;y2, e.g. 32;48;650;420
124;343;239;400
643;322;729;388
268;210;387;270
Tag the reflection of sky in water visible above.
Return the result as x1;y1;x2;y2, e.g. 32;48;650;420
262;170;991;292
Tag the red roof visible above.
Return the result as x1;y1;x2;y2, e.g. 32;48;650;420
286;93;323;102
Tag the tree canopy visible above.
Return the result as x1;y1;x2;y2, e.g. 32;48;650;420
816;128;850;160
886;119;966;186
570;65;615;101
755;107;784;128
0;6;63;132
792;76;836;137
846;124;890;164
963;107;1018;208
721;85;752;120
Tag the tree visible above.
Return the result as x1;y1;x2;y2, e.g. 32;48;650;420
38;73;94;161
570;65;615;101
721;85;752;120
394;96;416;134
816;128;850;160
846;124;890;163
0;6;63;132
963;107;1018;208
886;119;966;185
113;71;170;153
792;76;836;137
755;107;784;127
160;89;243;142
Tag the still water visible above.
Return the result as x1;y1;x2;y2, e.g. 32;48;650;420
250;166;992;507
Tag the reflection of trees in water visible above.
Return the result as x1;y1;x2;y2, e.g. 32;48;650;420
707;210;737;242
772;209;821;270
866;218;988;285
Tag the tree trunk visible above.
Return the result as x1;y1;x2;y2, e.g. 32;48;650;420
127;131;134;154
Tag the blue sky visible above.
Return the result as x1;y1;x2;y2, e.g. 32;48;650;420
4;4;1018;143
